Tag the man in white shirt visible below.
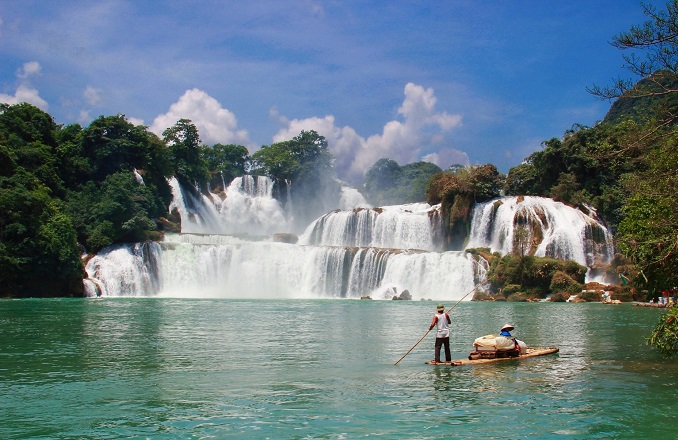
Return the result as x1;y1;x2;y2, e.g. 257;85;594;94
429;304;452;364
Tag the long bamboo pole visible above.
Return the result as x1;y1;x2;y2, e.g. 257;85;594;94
392;282;483;366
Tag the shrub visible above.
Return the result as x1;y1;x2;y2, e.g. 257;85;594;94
507;292;528;302
578;290;602;302
549;292;569;302
503;284;522;296
550;270;584;294
472;291;493;301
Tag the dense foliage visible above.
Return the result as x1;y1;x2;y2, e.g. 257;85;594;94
468;249;587;301
648;305;678;358
1;104;84;296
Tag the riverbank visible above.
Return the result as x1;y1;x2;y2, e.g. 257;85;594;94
633;301;673;309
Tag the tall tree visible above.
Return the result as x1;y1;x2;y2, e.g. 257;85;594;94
163;119;208;189
201;143;249;191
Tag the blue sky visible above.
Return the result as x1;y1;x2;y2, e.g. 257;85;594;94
0;0;663;184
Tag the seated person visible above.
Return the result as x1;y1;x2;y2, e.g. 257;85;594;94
500;324;514;337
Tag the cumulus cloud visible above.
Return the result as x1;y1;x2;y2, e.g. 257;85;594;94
17;61;41;79
0;61;48;110
273;82;465;183
126;116;145;126
150;88;252;146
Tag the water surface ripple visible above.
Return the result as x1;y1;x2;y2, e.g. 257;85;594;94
1;299;676;439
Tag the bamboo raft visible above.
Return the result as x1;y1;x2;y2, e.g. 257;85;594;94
425;346;559;366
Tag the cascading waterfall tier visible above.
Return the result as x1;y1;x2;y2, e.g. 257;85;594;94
168;175;289;235
84;242;162;297
467;196;615;269
298;203;443;251
84;234;479;300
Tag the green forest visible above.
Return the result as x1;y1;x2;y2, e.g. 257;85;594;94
1;2;677;351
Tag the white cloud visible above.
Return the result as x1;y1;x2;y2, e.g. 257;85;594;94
0;61;48;110
273;82;464;183
83;86;102;106
17;61;41;79
0;83;48;110
150;88;251;146
126;116;145;127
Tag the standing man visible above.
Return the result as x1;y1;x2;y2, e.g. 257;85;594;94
429;304;451;364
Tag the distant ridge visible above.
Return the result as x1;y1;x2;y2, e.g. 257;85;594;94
603;70;678;124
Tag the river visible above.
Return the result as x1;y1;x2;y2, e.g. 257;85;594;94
1;299;676;439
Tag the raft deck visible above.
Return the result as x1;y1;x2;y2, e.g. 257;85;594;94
425;346;559;366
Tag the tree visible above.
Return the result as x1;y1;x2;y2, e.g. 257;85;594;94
0;103;65;196
588;1;678;355
201;143;249;190
0;168;82;297
82;115;148;181
399;162;443;203
250;141;299;180
163;119;208;189
648;305;678;357
616;133;678;293
69;171;163;252
588;1;678;100
250;130;338;228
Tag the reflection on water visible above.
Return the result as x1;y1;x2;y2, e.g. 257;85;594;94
0;299;676;439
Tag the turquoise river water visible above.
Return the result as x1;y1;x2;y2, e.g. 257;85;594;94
1;299;676;439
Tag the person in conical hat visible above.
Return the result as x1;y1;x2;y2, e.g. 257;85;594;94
428;304;451;364
500;324;514;337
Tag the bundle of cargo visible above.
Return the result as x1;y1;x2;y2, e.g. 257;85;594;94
469;334;527;360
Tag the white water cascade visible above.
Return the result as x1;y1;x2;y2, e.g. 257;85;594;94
85;234;479;300
167;175;289;235
467;196;615;279
84;179;615;299
298;203;443;251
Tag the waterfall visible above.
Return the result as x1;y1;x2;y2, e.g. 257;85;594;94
298;203;442;251
133;168;145;185
467;196;615;269
168;175;289;235
339;186;371;210
217;176;289;235
86;179;615;298
167;178;224;234
85;233;479;300
84;242;162;297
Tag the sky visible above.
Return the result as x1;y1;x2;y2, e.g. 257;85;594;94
0;0;665;184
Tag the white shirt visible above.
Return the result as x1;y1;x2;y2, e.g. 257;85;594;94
433;312;450;338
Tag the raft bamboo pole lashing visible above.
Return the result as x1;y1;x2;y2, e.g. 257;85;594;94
392;282;484;366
